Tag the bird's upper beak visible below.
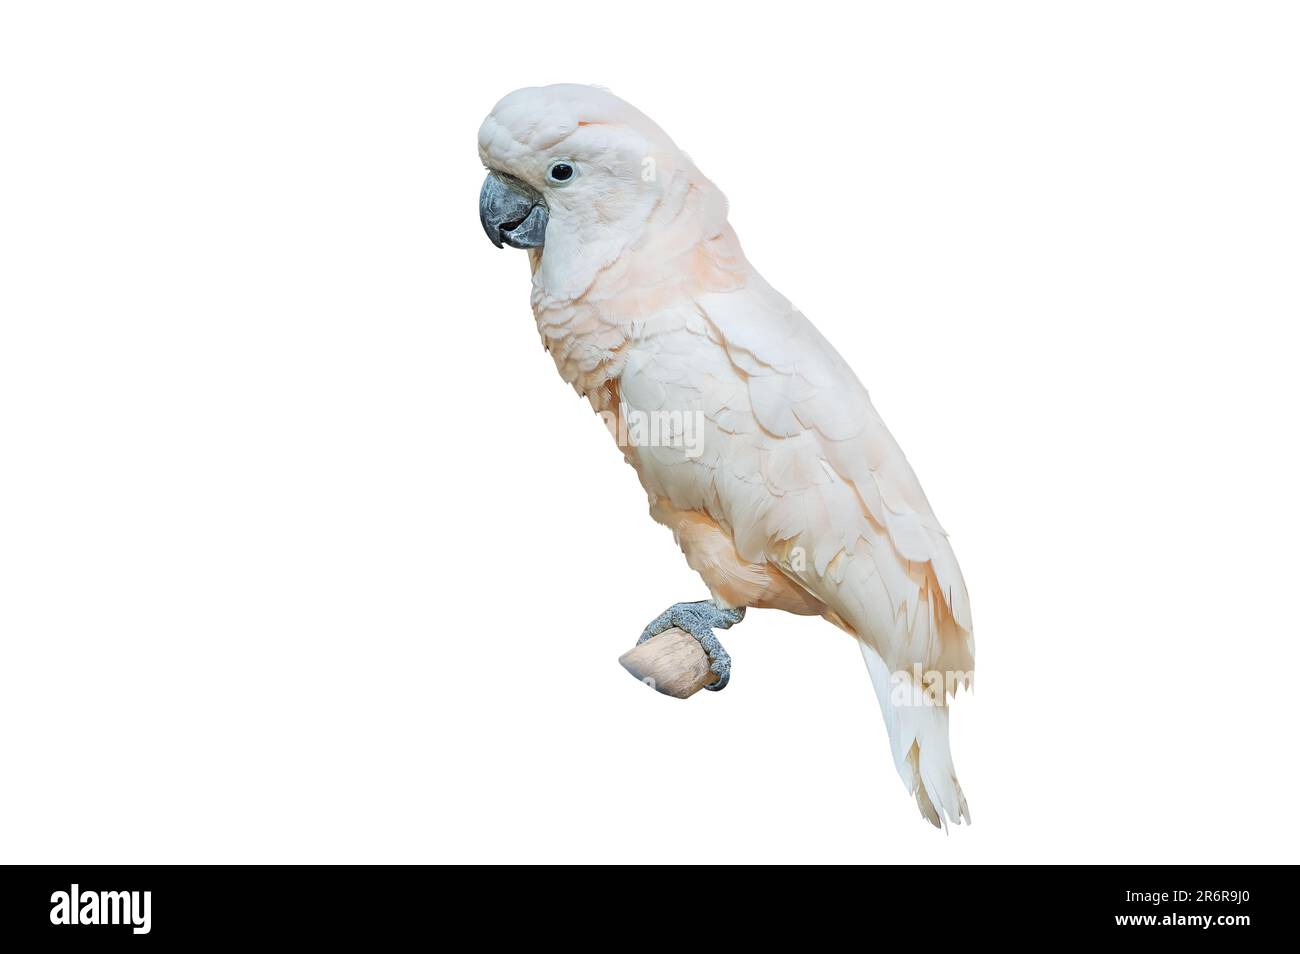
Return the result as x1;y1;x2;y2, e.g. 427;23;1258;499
479;171;548;249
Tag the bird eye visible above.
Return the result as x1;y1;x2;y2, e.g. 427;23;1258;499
547;160;577;185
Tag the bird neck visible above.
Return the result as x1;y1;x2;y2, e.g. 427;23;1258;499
527;171;749;396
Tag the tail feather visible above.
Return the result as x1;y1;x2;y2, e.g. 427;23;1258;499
860;642;970;828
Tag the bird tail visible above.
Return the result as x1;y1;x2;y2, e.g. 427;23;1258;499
859;642;971;828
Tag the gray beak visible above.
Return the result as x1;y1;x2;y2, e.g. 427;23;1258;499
479;172;548;249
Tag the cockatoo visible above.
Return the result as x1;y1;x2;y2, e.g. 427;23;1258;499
478;85;974;826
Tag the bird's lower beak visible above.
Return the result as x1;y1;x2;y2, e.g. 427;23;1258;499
479;172;548;249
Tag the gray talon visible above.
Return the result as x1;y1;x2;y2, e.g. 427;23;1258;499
637;601;746;691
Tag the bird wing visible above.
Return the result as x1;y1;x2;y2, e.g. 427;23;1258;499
622;268;973;680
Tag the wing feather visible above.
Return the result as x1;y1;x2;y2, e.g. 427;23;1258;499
691;278;974;674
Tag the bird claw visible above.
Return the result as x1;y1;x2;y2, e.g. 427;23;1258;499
637;600;745;691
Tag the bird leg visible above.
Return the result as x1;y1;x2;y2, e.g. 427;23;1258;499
637;600;745;691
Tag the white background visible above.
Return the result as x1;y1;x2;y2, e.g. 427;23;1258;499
2;1;1297;864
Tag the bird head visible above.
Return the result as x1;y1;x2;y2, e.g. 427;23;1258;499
478;84;726;300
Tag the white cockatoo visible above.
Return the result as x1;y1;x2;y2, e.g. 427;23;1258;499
478;85;973;826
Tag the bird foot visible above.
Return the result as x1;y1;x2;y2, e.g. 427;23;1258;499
638;600;745;691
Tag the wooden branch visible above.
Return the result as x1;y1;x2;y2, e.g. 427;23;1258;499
619;628;718;698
